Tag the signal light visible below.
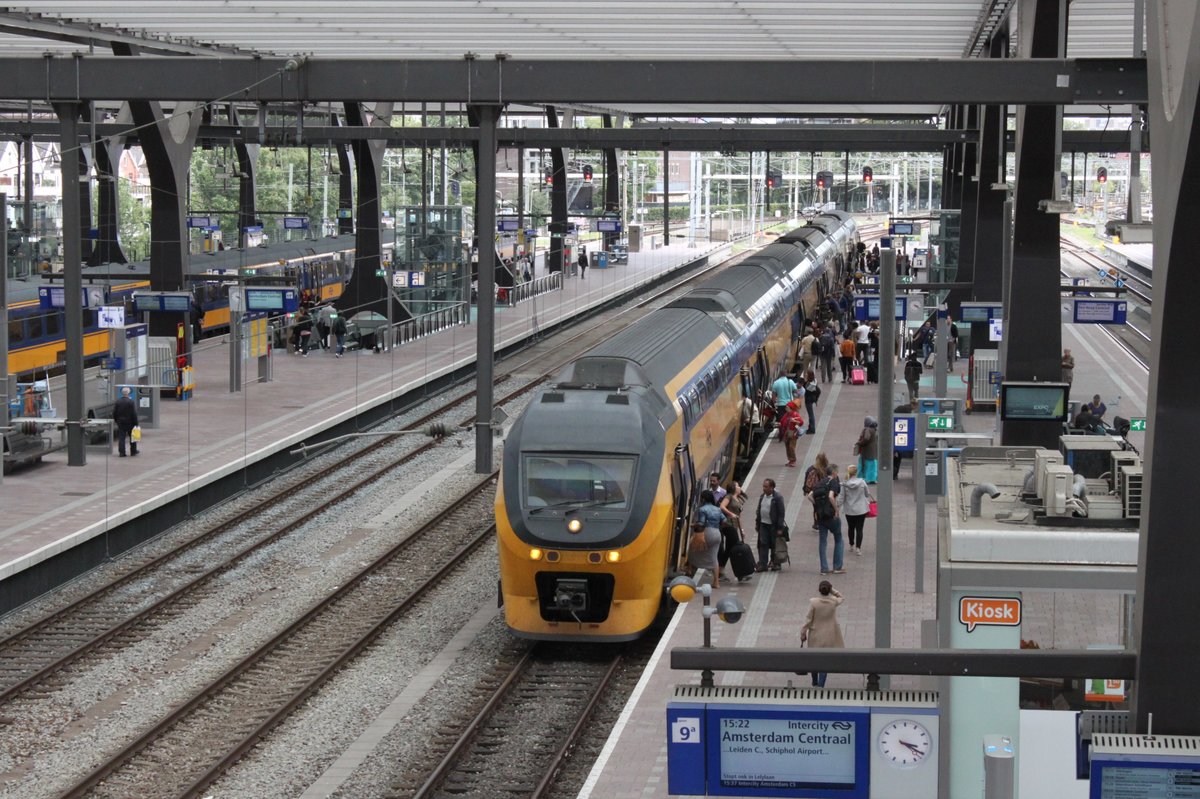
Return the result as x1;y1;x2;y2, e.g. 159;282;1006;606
1097;167;1108;184
817;176;826;189
862;166;873;183
544;168;554;186
583;164;593;182
766;168;782;190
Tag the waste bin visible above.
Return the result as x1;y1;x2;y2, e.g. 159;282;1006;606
589;251;608;269
118;384;160;429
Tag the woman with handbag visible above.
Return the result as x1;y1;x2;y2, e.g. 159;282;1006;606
717;482;747;580
840;464;873;555
779;401;804;466
690;490;725;588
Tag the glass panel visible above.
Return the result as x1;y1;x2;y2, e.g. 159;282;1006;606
523;454;637;510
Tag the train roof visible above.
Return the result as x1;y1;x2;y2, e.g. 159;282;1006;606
585;307;723;392
4;235;367;305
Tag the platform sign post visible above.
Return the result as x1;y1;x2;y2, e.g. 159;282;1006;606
667;703;707;796
914;420;927;594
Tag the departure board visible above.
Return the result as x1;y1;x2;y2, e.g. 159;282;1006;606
1093;763;1200;799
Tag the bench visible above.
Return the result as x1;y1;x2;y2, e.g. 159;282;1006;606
2;428;52;474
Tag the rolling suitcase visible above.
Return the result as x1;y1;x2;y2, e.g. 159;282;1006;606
866;360;878;384
729;540;757;580
850;366;866;385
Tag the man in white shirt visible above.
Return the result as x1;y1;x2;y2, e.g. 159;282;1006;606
853;321;871;364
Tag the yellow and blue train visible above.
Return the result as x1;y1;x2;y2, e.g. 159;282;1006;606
5;237;370;377
496;211;859;641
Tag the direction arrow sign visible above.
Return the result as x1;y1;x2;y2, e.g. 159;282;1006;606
927;414;954;431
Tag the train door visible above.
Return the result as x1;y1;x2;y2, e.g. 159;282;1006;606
669;443;697;572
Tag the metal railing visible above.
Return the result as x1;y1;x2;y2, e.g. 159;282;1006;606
500;271;563;307
390;302;471;346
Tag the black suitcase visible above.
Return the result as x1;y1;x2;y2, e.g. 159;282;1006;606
866;360;879;384
729;541;757;580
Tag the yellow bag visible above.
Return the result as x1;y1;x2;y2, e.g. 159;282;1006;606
131;426;142;442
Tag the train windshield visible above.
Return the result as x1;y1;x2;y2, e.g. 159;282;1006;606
523;454;636;511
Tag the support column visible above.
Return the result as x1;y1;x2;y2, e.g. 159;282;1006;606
954;105;980;299
77;144;93;264
602;114;621;250
1000;0;1066;448
339;102;393;317
970;33;1010;309
546;106;567;274
662;148;670;242
472;104;500;473
1132;0;1200;736
230;104;259;249
334;112;354;235
89;104;129;266
55;102;86;466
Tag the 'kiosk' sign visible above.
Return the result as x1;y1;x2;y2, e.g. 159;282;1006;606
959;596;1021;632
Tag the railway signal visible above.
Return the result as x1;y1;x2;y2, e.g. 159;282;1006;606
766;168;782;189
1097;166;1108;184
582;164;593;182
862;166;873;183
544;168;554;187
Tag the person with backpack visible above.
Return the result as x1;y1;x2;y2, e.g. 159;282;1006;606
811;466;845;575
771;373;799;423
855;417;880;484
818;328;837;383
802;452;830;530
802;369;820;434
331;309;348;358
904;353;923;406
798;330;817;377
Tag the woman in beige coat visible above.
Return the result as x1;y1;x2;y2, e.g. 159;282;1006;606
801;580;844;687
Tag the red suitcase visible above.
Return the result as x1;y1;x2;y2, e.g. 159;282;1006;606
850;367;866;385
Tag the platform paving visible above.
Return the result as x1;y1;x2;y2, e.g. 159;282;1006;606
576;316;1144;798
0;241;728;595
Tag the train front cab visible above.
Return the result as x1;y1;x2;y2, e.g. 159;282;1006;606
497;363;674;642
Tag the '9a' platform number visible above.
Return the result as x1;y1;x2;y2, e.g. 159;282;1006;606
672;718;700;743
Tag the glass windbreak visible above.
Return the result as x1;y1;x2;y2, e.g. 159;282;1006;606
524;454;637;510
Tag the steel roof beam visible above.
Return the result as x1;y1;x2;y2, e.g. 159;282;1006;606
0;56;1148;105
0;11;249;57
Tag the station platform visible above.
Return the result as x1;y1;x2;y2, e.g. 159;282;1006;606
576;314;1148;799
1099;239;1153;273
0;240;730;614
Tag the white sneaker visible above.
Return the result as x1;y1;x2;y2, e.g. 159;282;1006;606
855;547;863;556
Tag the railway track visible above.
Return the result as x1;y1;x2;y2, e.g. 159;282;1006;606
395;643;624;799
1060;238;1152;370
57;476;499;799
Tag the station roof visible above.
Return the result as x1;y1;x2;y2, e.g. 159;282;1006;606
0;0;1139;117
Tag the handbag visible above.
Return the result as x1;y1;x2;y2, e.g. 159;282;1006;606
779;523;790;541
867;500;878;518
689;530;708;554
131;426;142;442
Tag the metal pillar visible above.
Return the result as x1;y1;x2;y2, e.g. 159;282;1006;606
335;112;354;234
0;192;7;485
971;33;1010;309
875;246;898;690
935;306;949;398
473;104;500;473
1000;0;1066;448
954;105;980;305
546;106;566;274
602;114;621;250
1128;0;1145;224
341;102;392;317
76;142;93;264
23;127;32;242
843;150;850;212
231;104;259;248
55;104;86;466
662;148;670;243
89;105;129;265
1132;0;1200;736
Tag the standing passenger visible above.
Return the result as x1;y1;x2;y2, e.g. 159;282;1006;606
691;490;725;589
838;335;856;383
803;369;820;435
331;310;348;358
1061;349;1075;386
841;464;871;555
811;470;845;575
578;248;588;279
755;478;786;572
818;328;837;383
801;581;845;688
112;386;140;457
771;373;798;423
855;416;880;484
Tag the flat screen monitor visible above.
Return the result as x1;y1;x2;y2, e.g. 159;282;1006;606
162;295;192;312
245;289;285;311
1000;382;1069;422
133;294;161;312
891;222;915;235
960;305;992;323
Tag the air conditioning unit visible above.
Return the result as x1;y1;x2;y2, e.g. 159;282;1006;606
1084;493;1125;520
1061;435;1123;479
1118;464;1143;520
1109;452;1140;491
1045;464;1075;517
1035;450;1065;500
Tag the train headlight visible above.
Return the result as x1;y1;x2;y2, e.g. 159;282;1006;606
606;551;621;563
567;518;583;534
529;548;544;561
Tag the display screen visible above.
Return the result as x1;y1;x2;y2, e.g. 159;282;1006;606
596;219;621;232
162;295;192;312
891;222;915;235
134;294;161;312
862;297;907;320
1091;761;1200;799
246;289;285;311
960;305;994;323
706;708;869;797
1000;383;1069;421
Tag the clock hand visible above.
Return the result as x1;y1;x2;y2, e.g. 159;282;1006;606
899;740;926;755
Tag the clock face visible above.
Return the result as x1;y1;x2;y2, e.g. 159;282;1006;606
877;719;932;769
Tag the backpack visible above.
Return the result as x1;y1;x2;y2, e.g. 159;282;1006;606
806;381;821;404
809;337;820;356
803;466;821;495
812;479;838;522
819;333;835;357
904;360;922;383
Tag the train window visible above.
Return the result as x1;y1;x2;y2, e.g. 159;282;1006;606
8;320;22;345
27;314;43;340
44;313;60;337
523;454;636;510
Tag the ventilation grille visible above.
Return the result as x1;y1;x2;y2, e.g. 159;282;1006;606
1078;710;1129;740
672;685;937;708
1093;733;1200;755
1119;465;1143;519
605;394;629;405
541;393;565;403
